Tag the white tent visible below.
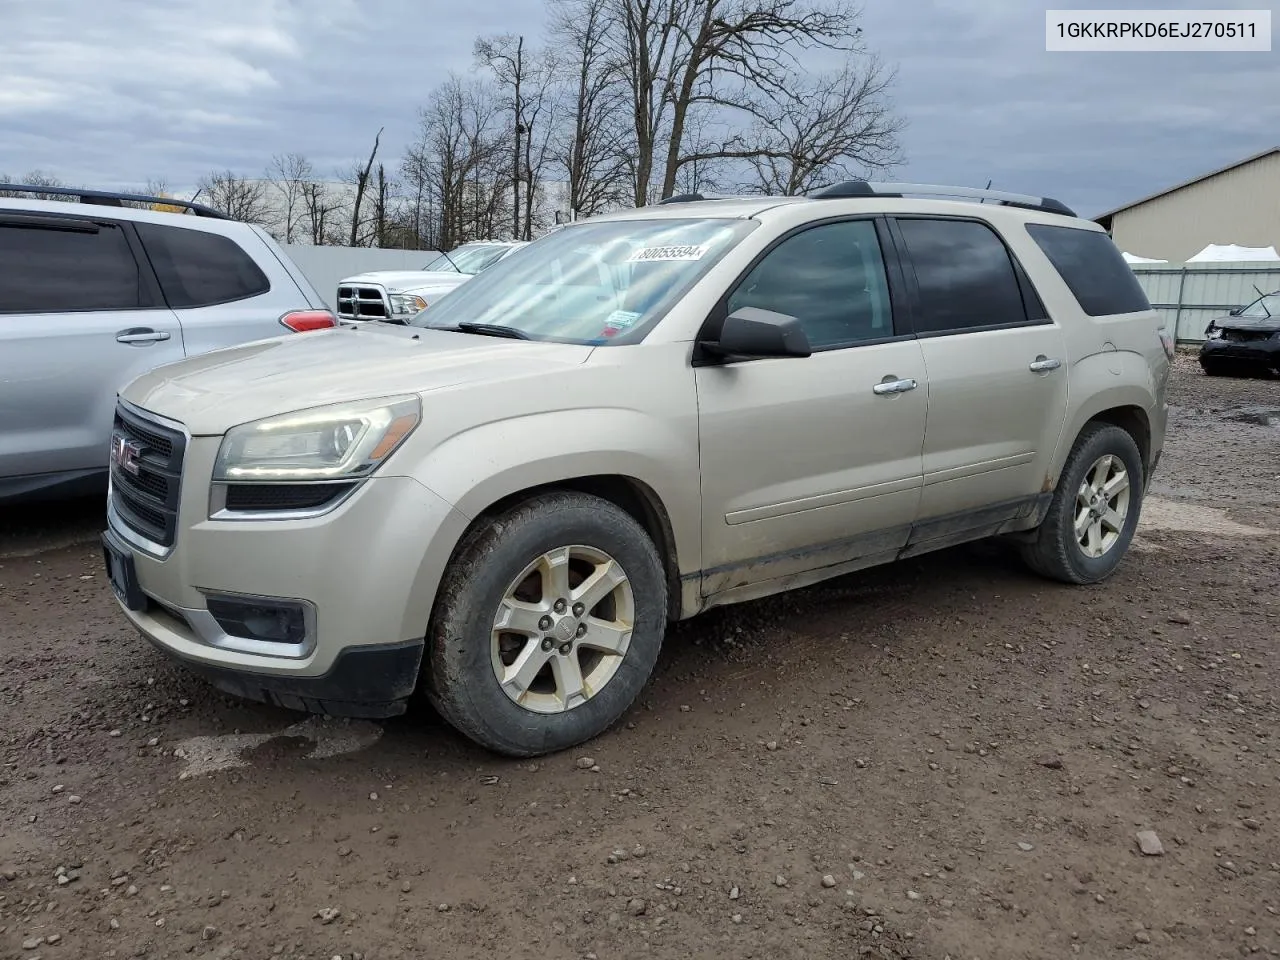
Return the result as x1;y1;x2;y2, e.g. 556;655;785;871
1186;243;1280;263
1122;252;1168;264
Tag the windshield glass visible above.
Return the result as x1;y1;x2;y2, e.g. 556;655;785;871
1240;293;1280;318
422;244;512;275
410;218;752;344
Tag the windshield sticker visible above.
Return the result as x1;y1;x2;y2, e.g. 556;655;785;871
627;244;707;262
605;309;643;329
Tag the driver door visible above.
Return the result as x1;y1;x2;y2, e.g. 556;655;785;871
694;218;927;598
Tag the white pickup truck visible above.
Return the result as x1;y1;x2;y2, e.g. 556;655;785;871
335;240;527;323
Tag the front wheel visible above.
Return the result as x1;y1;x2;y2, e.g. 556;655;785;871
1020;423;1144;585
424;492;667;757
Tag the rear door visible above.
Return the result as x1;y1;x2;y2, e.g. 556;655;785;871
890;216;1069;530
132;221;300;355
0;213;184;487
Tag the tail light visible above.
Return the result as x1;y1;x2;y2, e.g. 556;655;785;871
279;310;337;333
1158;329;1176;361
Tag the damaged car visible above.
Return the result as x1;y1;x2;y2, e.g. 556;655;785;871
1200;289;1280;377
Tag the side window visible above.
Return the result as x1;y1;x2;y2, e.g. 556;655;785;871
135;223;270;308
896;218;1030;334
727;220;894;349
0;220;146;314
1025;223;1151;317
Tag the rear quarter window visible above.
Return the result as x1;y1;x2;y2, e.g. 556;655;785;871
135;222;270;308
1026;224;1151;317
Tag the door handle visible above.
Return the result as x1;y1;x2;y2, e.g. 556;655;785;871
1029;355;1061;372
873;377;918;395
116;329;171;344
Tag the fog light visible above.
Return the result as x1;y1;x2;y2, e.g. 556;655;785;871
205;595;307;645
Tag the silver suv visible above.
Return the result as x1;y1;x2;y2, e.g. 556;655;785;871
0;185;334;502
103;182;1173;757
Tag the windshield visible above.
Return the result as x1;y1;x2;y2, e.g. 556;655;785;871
1240;293;1280;318
410;218;752;344
422;244;513;275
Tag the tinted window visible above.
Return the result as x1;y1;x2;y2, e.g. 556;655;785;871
727;220;894;349
897;218;1029;333
1026;223;1151;317
136;222;270;308
0;221;145;313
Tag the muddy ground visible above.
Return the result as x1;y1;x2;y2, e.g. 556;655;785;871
1;354;1277;960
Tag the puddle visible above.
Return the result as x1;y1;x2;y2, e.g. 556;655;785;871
1139;496;1272;538
172;715;383;780
1225;406;1280;427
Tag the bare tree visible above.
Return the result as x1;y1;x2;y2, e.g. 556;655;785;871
475;34;527;239
400;140;438;250
596;0;864;202
743;59;901;194
196;171;271;223
407;75;509;249
265;153;314;242
547;0;632;218
345;128;384;246
476;34;561;240
301;182;341;245
0;170;67;199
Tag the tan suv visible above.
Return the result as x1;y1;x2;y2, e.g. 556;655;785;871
103;182;1173;756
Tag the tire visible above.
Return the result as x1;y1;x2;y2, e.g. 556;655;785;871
424;491;667;757
1199;360;1225;377
1020;423;1144;585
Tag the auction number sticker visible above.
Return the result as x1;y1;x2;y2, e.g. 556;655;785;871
605;309;643;329
627;244;707;262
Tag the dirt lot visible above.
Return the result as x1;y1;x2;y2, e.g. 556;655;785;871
1;354;1277;960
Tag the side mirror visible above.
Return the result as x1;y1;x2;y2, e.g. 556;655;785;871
702;307;812;360
1228;307;1242;316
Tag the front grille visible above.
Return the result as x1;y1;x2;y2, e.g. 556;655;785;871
1222;329;1271;342
336;285;389;320
223;482;355;512
110;403;186;548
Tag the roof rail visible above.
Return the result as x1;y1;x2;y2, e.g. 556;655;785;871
656;192;751;205
0;183;229;219
809;181;1076;217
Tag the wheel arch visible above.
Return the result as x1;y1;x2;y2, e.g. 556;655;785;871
454;474;684;623
1050;365;1157;490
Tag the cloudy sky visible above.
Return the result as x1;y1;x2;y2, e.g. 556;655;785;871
2;0;1277;218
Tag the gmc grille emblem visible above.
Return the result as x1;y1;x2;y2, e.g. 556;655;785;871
111;435;144;476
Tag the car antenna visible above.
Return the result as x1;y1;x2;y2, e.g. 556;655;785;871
979;179;993;203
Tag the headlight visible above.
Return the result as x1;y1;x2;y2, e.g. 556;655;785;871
388;293;427;317
213;397;421;482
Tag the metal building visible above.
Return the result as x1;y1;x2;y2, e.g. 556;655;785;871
1095;146;1280;262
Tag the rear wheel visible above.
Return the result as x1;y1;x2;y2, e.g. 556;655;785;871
424;492;667;757
1020;423;1144;585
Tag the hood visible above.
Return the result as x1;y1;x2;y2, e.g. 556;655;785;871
1215;314;1280;333
339;270;472;293
121;325;594;436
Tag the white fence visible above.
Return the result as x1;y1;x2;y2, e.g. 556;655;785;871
280;245;440;310
1130;262;1280;343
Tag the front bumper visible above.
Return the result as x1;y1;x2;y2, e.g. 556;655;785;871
1200;337;1280;368
107;434;471;717
144;631;424;718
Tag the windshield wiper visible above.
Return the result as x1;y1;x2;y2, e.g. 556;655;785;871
445;321;531;340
